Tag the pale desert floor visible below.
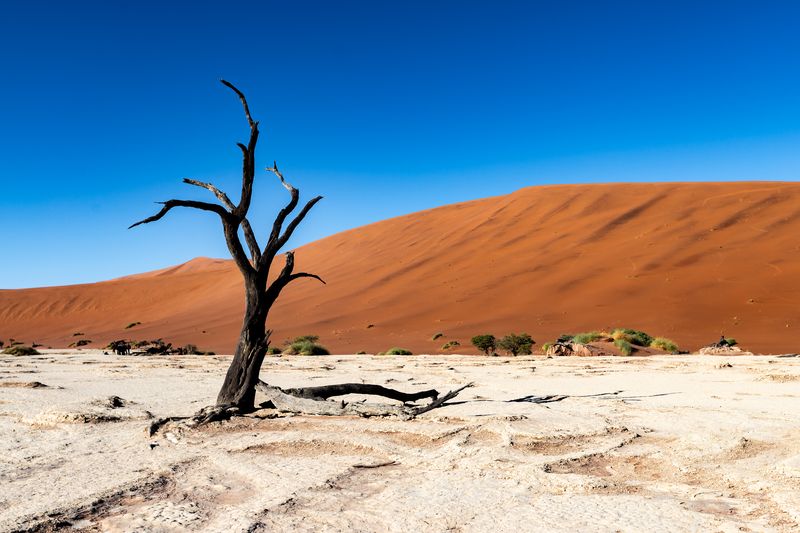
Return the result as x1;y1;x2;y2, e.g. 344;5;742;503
2;350;800;532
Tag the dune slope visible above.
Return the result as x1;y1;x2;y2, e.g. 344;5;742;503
2;182;800;354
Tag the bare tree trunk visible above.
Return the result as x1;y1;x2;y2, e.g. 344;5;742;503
131;81;471;426
216;282;269;409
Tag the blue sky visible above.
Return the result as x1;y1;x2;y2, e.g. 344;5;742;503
2;1;800;288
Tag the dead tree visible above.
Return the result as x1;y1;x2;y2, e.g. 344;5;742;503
131;81;471;423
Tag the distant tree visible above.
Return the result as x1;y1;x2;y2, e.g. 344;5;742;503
471;334;497;355
498;333;535;356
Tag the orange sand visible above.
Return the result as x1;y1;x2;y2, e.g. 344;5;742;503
2;182;799;354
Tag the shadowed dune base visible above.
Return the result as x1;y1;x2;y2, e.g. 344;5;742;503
2;182;800;354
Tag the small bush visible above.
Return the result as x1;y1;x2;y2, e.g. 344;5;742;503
356;350;367;355
386;347;413;355
556;334;574;343
290;335;320;344
431;332;443;341
75;339;92;347
498;333;535;356
612;328;653;347
650;337;679;353
724;337;737;347
471;334;497;355
541;342;553;353
2;345;39;356
266;346;282;355
614;338;634;356
125;322;141;329
73;332;84;337
285;340;330;356
0;340;4;348
107;340;131;355
572;331;604;344
441;340;460;350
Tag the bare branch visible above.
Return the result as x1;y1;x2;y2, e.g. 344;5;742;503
183;178;261;263
220;80;260;219
262;162;300;264
264;251;324;305
277;250;295;277
289;272;326;285
183;178;235;209
266;161;296;193
128;200;229;229
240;220;262;264
221;79;256;130
280;383;438;402
276;195;323;250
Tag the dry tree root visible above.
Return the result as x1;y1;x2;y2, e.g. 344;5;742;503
255;380;473;420
147;382;473;437
279;383;439;402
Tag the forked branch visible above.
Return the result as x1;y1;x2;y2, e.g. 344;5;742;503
275;196;323;251
183;178;261;263
221;79;259;218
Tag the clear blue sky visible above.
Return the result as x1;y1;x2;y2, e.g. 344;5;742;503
2;1;800;288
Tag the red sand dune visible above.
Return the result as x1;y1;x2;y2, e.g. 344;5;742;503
2;182;800;354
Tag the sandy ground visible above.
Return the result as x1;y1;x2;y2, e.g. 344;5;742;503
2;350;800;532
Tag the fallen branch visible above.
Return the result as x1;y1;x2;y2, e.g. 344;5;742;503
281;383;439;402
148;381;471;437
256;380;473;419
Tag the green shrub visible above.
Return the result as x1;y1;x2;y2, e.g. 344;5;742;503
386;347;413;355
498;333;535;356
431;333;443;341
471;334;496;355
290;335;320;344
2;345;39;356
572;331;604;344
650;337;679;353
285;340;330;356
541;342;553;353
441;340;460;351
614;338;634;356
612;328;653;347
724;337;737;347
266;346;282;355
